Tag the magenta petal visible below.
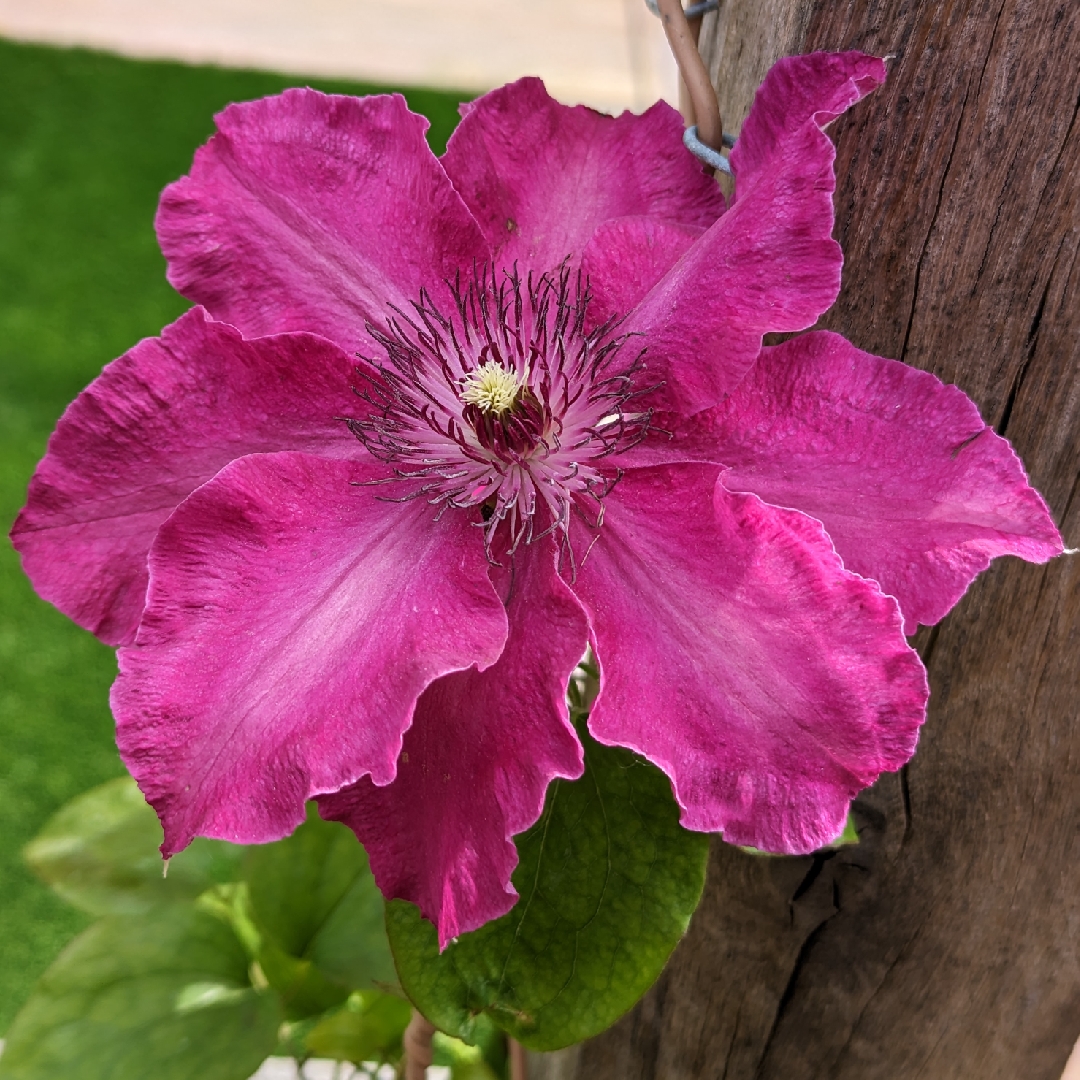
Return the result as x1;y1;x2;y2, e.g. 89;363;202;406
440;78;725;273
621;52;885;415
10;308;362;645
730;51;888;201
572;464;928;854
112;452;508;857
695;332;1064;632
319;545;587;946
156;89;489;347
581;216;702;329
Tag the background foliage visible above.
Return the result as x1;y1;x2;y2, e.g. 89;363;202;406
2;780;504;1078
0;35;468;1030
2;737;708;1076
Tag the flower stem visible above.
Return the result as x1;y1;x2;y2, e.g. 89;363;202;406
654;0;723;152
509;1037;529;1080
401;1009;436;1079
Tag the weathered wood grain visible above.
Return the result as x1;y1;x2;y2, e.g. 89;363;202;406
532;0;1079;1076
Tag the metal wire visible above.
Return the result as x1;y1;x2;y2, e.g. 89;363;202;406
646;0;735;174
644;0;720;17
684;125;733;174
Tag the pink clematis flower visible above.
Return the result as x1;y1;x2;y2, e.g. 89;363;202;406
12;52;1062;946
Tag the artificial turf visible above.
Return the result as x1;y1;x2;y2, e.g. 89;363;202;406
0;35;468;1030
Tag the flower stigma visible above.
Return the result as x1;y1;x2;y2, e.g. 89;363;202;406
459;360;524;416
348;265;653;563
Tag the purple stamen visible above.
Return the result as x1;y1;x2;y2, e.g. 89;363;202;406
349;265;650;557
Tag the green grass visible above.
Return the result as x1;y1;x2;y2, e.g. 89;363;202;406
0;35;468;1030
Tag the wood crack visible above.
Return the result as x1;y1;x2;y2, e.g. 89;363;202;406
994;280;1045;437
752;854;843;1073
788;850;835;909
968;12;1015;293
1059;469;1080;531
993;85;1077;440
898;83;970;364
918;623;942;666
829;913;932;1072
899;764;914;845
1038;86;1080;208
753;918;836;1078
901;0;1010;368
719;1000;743;1080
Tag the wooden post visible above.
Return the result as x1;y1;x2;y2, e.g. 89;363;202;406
532;0;1080;1076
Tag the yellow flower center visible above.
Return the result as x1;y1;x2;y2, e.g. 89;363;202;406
459;361;523;416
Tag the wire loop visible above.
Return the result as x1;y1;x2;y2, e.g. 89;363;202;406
647;0;734;175
645;0;720;17
684;125;732;174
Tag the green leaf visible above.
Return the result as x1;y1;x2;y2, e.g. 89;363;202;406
0;904;281;1080
829;813;860;848
449;1065;502;1080
23;776;245;916
248;936;352;1021
303;990;412;1065
244;805;397;1018
431;1015;507;1077
385;731;710;1051
432;1027;504;1078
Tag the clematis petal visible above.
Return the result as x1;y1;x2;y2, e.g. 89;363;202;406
729;51;888;201
156;89;489;347
10;308;363;646
319;543;587;947
440;77;725;273
614;51;887;415
112;452;508;858
571;464;928;854
581;216;702;328
660;331;1064;632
